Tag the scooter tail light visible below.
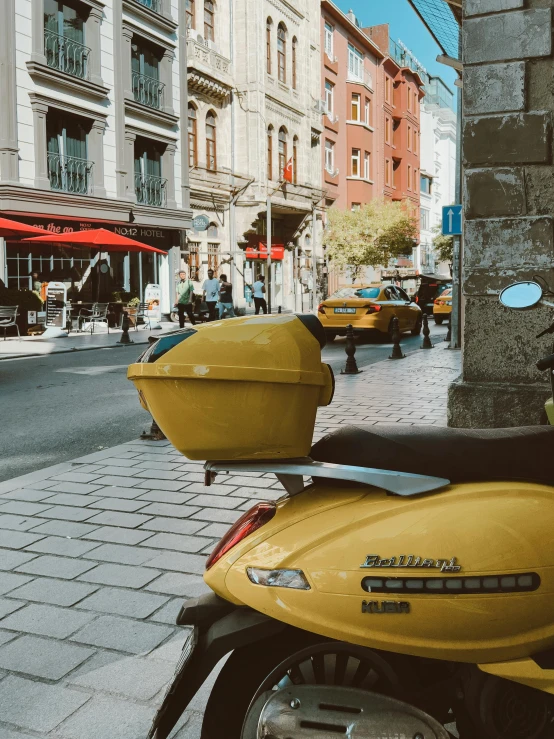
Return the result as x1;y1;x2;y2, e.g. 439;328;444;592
205;502;277;570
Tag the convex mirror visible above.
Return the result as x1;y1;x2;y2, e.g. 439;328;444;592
499;281;543;310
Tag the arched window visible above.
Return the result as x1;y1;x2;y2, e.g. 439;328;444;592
266;18;272;75
207;223;218;238
206;111;217;171
278;126;287;179
186;0;195;29
293;136;298;185
204;0;215;42
188;103;197;168
277;23;287;84
292;37;298;90
267;125;274;181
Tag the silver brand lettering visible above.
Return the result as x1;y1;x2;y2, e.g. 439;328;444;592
360;555;462;573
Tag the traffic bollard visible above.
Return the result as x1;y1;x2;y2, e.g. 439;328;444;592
117;310;135;345
278;306;282;314
445;320;452;343
341;324;361;374
389;317;405;360
141;417;166;441
421;314;433;350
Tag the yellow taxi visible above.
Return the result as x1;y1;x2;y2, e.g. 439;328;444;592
317;284;423;341
433;287;452;325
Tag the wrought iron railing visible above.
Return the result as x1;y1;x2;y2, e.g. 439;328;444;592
134;0;162;13
44;29;90;80
135;173;167;207
132;72;165;110
47;153;93;195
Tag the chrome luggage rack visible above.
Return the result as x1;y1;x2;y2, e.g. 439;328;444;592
204;458;450;497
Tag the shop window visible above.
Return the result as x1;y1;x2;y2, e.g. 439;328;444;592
277;23;287;83
266;17;272;75
267;125;273;180
188;103;197;168
351;148;360;178
351;93;360;122
204;0;215;42
132;38;163;110
292;37;298;90
293;136;298;185
47;110;91;194
44;0;88;80
324;21;333;58
278;126;287;178
206;110;217;171
186;0;195;29
134;137;166;207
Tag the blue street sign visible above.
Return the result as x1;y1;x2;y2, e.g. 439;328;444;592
192;214;210;231
442;205;463;236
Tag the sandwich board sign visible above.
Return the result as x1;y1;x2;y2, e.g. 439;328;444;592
144;284;162;329
43;282;68;338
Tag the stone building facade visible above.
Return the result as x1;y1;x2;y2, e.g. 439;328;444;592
0;0;192;313
449;0;554;427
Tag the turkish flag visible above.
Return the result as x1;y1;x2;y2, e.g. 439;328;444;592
283;158;293;184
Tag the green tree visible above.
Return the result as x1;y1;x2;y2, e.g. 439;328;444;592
324;200;418;282
432;224;454;268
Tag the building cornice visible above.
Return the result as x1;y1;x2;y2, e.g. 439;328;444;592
267;0;304;26
122;0;178;35
26;61;110;101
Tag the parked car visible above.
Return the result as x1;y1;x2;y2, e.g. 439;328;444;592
414;274;452;315
317;284;422;341
433;287;452;324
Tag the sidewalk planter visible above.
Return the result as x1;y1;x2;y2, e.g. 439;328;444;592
128;314;334;460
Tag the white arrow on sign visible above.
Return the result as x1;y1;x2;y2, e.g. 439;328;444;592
448;209;454;232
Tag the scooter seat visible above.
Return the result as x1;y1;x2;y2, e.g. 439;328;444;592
310;424;554;486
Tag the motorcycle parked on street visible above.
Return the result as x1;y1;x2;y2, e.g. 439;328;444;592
128;301;554;739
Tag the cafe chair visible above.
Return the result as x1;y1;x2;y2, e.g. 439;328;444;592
0;306;20;340
134;302;152;331
79;302;110;334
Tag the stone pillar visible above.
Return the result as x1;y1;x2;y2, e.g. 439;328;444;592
163;142;177;209
30;98;50;190
30;0;47;64
86;6;104;87
0;0;19;182
122;27;134;101
448;1;554;427
113;0;128;198
124;130;137;202
160;48;175;116
90;119;107;197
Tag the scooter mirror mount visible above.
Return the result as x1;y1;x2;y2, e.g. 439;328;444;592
499;281;544;310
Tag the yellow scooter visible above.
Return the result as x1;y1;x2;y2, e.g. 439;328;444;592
128;303;554;739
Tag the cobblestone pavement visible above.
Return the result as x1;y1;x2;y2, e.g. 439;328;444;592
0;345;461;738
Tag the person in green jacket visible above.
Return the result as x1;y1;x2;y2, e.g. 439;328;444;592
175;270;196;328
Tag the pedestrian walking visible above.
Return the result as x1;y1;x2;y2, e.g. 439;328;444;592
218;274;235;319
175;270;196;328
202;269;220;321
253;274;268;315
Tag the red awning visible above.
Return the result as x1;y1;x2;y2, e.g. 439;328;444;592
23;228;166;255
0;217;53;239
245;243;285;261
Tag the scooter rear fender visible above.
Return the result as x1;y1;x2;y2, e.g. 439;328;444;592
149;593;286;739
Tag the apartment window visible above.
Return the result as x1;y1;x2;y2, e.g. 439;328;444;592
325;139;334;173
364;98;371;125
278;126;287;177
132;40;163;110
385;75;393;104
385;116;391;145
393;160;400;187
407;126;412;151
325;80;334;115
351;148;360;177
267;126;273;180
347;44;363;81
44;0;88;80
47;111;91;194
135;137;166;207
293;136;298;184
351;203;361;211
277;23;287;84
421;174;432;194
407;164;412;190
292;37;298;90
206;110;217;171
351;93;361;121
204;0;215;41
414;169;418;192
186;0;195;29
188;103;197;168
407;88;412;112
364;151;370;180
385;158;391;186
414;132;418;155
421;208;429;231
324;22;333;58
266;18;272;75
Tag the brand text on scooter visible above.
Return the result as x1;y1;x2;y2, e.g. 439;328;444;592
360;555;462;573
362;600;411;614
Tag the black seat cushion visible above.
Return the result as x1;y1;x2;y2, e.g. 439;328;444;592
310;425;554;486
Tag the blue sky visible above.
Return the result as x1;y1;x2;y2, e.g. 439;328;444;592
335;0;458;92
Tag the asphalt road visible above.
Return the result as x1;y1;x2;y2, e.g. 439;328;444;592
0;321;448;482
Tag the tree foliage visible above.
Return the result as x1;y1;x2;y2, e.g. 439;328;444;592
432;225;454;266
324;200;418;281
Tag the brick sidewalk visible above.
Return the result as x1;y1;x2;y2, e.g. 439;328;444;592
0;345;460;738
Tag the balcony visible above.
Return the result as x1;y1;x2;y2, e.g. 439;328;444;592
45;30;90;80
47;153;93;195
132;72;165;110
187;36;233;101
134;0;162;13
347;70;373;90
135;173;167;207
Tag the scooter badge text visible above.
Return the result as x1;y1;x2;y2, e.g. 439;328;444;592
360;554;462;573
362;600;410;614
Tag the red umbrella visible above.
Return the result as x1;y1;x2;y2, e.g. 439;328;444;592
24;227;166;254
0;217;54;239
